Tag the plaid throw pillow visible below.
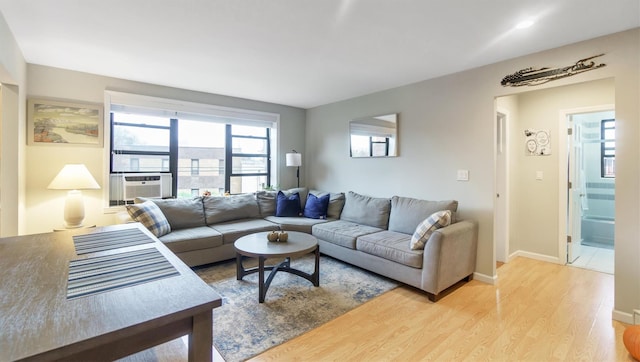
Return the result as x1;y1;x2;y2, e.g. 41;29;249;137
410;210;452;250
126;200;171;237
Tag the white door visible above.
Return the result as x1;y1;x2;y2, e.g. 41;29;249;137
495;112;508;262
567;118;583;263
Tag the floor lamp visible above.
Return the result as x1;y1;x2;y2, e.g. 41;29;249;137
48;164;101;228
285;151;302;188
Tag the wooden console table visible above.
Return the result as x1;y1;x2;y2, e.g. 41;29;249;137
0;223;221;361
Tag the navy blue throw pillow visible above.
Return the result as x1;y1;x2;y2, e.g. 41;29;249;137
276;191;302;217
303;193;330;219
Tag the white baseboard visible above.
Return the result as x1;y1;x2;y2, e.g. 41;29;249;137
511;250;562;265
613;309;634;324
473;272;496;285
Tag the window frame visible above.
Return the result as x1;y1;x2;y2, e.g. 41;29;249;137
601;118;615;178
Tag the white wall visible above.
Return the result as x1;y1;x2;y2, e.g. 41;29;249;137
306;29;639;320
0;11;27;236
26;64;306;234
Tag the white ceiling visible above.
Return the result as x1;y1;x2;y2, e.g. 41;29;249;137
0;1;638;109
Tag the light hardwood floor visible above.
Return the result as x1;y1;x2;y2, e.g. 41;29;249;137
248;256;632;361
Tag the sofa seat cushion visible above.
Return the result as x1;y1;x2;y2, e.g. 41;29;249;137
312;220;383;249
265;216;330;234
158;226;223;253
210;218;279;244
356;230;424;269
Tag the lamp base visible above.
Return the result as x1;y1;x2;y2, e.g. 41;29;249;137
64;190;86;228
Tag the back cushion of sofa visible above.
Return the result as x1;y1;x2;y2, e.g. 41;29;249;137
256;191;277;217
138;197;206;230
309;189;346;219
203;193;261;225
388;196;458;235
256;188;309;217
340;191;391;229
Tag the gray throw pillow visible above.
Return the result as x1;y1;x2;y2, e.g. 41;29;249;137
256;190;277;217
340;191;391;229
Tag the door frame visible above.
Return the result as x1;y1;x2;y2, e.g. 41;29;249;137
494;108;510;263
557;104;614;264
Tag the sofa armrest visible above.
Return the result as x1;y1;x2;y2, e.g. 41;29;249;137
420;220;478;297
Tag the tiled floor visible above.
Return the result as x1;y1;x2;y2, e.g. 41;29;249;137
569;244;614;274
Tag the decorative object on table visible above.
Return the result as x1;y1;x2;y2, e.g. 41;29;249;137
285;150;302;187
277;231;288;242
48;164;100;228
524;129;551;156
202;190;211;197
28;98;103;146
501;54;606;87
196;254;398;362
266;231;279;242
624;325;640;360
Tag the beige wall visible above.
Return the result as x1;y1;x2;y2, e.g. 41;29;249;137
306;29;639;321
25;65;306;234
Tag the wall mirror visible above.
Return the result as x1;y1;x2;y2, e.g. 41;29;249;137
349;113;398;157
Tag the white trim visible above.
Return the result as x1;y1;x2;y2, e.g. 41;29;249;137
511;250;562;265
105;90;280;126
473;272;497;285
613;309;634;324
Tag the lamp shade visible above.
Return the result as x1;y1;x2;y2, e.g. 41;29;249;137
48;164;100;190
285;153;302;167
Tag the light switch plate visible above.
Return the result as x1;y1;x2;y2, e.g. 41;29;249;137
536;171;543;180
457;170;469;181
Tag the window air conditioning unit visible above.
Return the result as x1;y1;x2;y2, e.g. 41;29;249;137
122;173;162;201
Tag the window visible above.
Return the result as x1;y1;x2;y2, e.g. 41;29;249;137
227;125;271;194
191;159;200;176
601;119;615;178
109;109;274;203
111;113;172;173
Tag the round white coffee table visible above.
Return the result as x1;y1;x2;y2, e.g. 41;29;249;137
234;231;319;303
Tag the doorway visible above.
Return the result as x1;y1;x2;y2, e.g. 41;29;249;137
565;108;615;274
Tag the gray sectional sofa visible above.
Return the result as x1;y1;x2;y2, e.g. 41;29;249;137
124;187;478;301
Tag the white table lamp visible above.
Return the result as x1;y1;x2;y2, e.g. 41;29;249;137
48;164;100;228
285;151;302;188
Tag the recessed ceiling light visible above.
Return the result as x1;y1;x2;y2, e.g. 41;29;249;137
515;19;535;29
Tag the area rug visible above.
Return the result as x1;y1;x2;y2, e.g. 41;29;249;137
195;254;399;362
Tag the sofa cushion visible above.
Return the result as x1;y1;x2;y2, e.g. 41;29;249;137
256;190;277;217
158;226;223;253
276;191;303;217
388;196;458;235
126;201;171;237
356;230;424;269
138;197;206;230
265;216;329;234
203;193;260;225
303;193;330;219
340;191;391;229
210;218;280;244
312;220;383;249
410;210;452;250
309;189;346;219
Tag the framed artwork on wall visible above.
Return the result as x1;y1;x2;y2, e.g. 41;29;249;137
27;98;104;147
